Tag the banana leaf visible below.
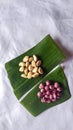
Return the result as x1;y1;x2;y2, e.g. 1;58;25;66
5;35;66;100
20;66;71;116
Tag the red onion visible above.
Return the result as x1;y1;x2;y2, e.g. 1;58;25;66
57;87;62;92
42;92;46;96
45;95;49;99
40;88;45;93
37;92;42;98
49;85;54;90
47;99;51;103
46;90;50;95
52;89;56;94
41;97;46;103
39;83;45;89
52;93;57;100
56;92;61;98
49;94;53;100
52;98;56;102
45;86;49;91
54;82;60;88
46;80;51;86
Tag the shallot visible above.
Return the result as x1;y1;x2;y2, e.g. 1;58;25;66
37;80;62;104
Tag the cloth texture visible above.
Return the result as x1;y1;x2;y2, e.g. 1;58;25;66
0;0;73;130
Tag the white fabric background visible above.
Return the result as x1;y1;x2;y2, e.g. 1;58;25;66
0;0;73;130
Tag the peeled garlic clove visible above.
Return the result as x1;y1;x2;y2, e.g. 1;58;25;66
19;67;24;72
21;74;27;78
23;56;29;62
27;72;32;79
28;65;33;71
26;61;29;67
32;67;38;73
32;72;39;78
19;62;25;67
38;67;43;74
36;60;42;67
24;68;28;75
33;55;38;62
29;57;33;62
31;60;36;67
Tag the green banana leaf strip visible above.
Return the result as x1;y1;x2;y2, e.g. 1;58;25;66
20;66;71;116
5;35;66;99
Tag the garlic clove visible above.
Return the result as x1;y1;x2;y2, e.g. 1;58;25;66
19;62;25;67
31;60;36;67
27;72;32;79
32;67;38;73
23;56;29;62
25;61;29;67
36;60;42;67
28;65;33;71
19;67;24;72
32;72;39;78
21;74;27;78
29;57;33;62
33;55;38;62
24;68;28;75
38;67;43;74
